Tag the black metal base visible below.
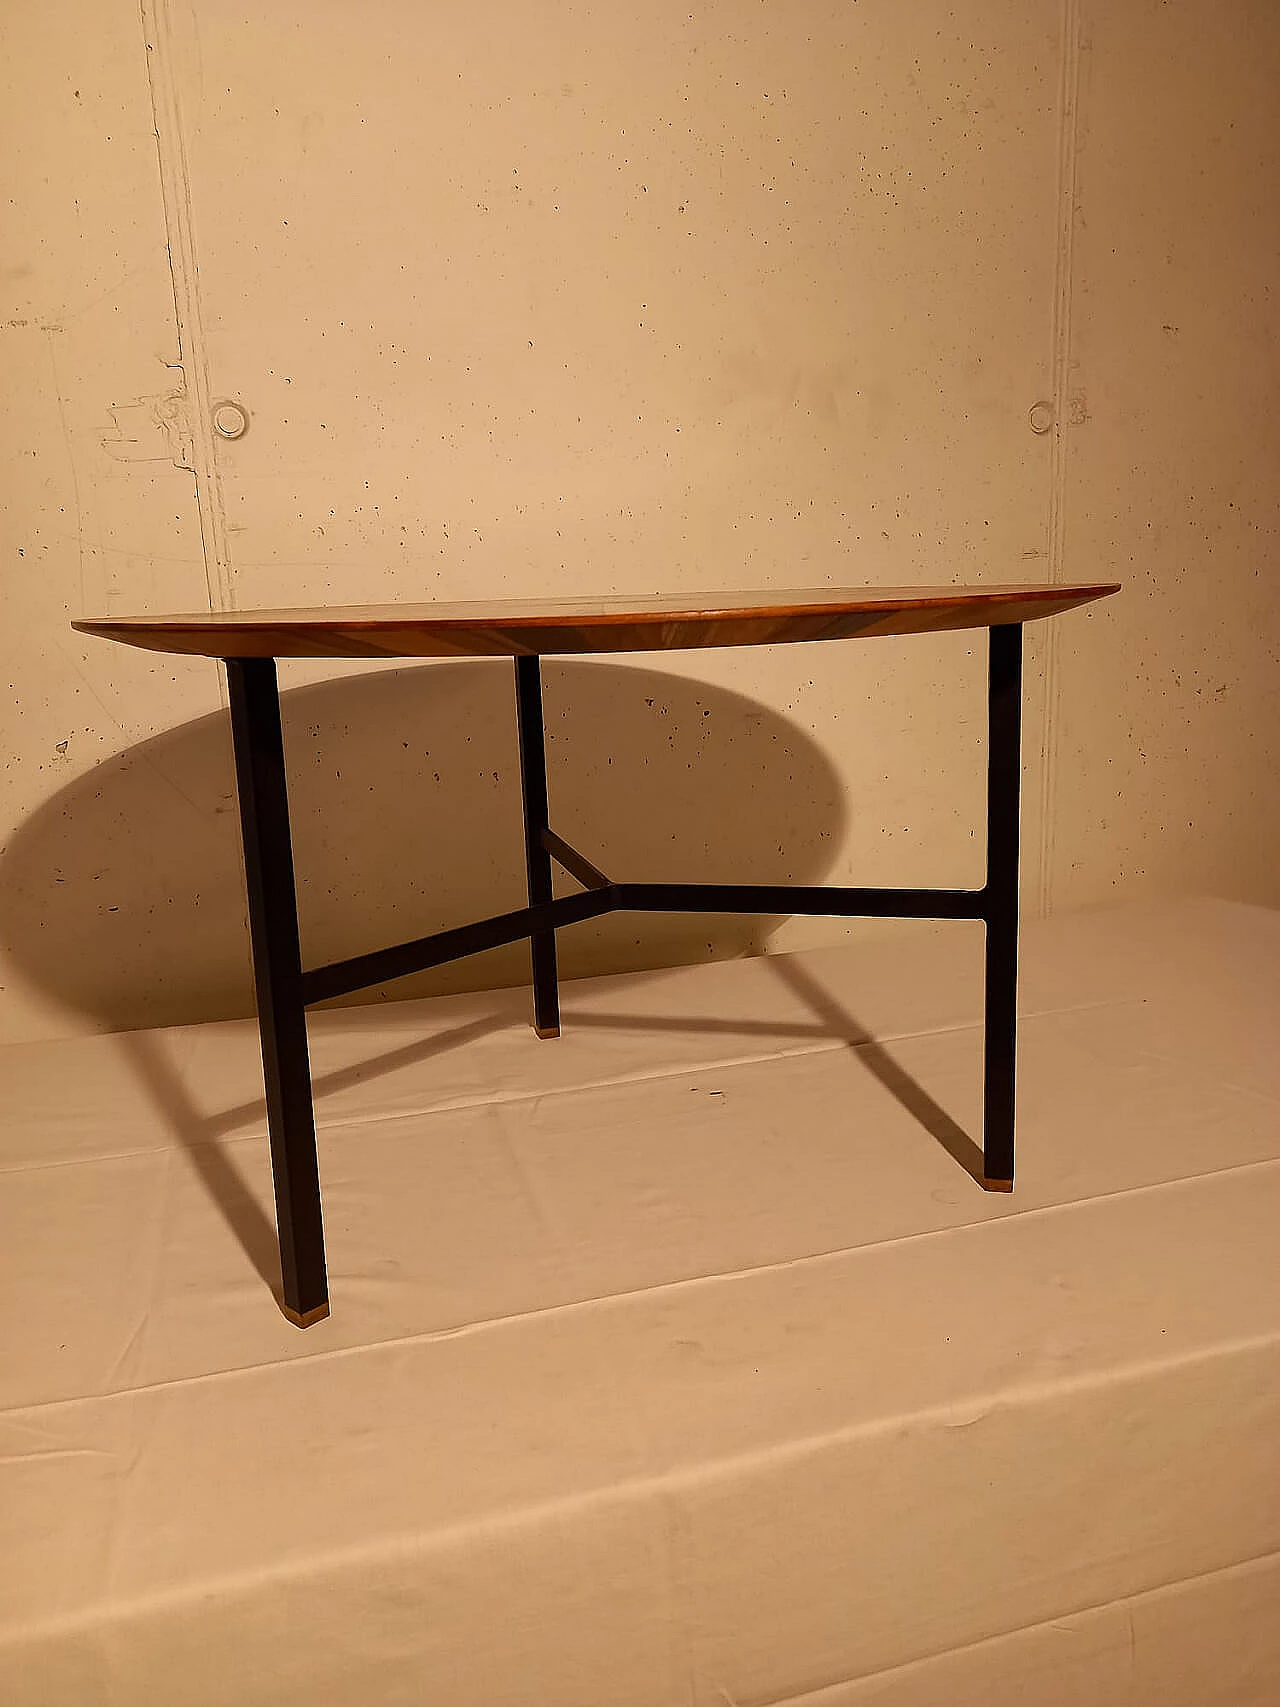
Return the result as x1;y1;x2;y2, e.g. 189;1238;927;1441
226;626;1023;1325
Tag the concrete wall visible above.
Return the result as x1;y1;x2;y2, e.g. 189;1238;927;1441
1047;0;1280;909
2;0;1276;1044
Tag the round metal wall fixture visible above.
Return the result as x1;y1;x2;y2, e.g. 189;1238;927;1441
1028;400;1055;436
212;401;249;440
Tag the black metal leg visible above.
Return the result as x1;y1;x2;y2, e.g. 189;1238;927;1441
982;623;1023;1190
225;657;329;1326
514;655;561;1038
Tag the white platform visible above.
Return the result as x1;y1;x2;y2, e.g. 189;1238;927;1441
2;899;1278;1704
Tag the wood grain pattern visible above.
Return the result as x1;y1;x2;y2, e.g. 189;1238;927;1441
73;582;1119;659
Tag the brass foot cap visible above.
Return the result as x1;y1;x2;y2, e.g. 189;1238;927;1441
534;1024;561;1040
282;1301;331;1329
981;1177;1014;1194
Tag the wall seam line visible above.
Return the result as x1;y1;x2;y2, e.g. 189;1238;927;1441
1037;0;1083;919
139;0;236;616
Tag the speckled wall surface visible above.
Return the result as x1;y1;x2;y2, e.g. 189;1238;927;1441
1;1;1275;1042
1046;0;1280;911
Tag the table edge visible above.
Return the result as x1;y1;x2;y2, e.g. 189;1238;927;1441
71;582;1122;659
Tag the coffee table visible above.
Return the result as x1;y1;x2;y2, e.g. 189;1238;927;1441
75;582;1118;1325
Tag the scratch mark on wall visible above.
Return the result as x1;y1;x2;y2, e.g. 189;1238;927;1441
44;331;87;614
101;386;194;468
138;0;236;615
59;253;167;325
57;645;133;740
1036;0;1085;920
53;642;207;815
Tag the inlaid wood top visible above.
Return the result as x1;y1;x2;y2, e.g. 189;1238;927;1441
73;582;1118;659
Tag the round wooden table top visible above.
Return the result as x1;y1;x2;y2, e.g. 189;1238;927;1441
73;582;1119;659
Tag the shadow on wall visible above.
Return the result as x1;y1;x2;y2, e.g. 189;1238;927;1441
0;659;846;1032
